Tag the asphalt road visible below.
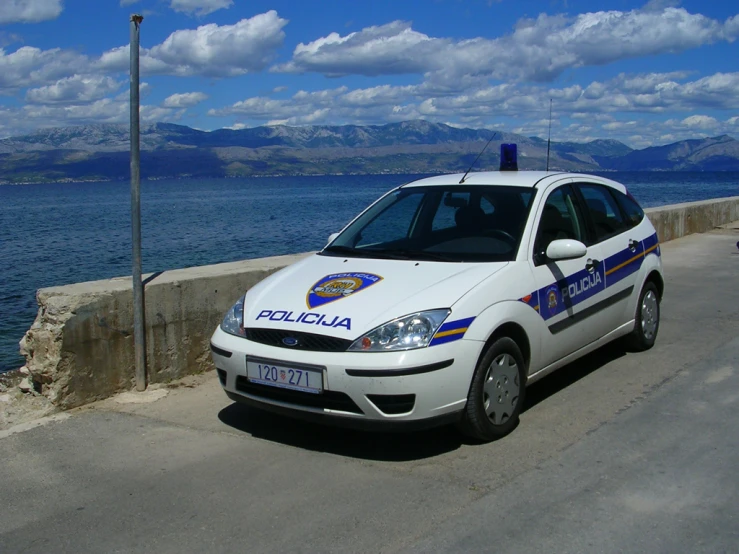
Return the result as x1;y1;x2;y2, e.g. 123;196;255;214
1;226;738;553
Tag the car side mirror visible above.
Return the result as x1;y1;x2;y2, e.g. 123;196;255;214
546;239;587;261
326;232;340;245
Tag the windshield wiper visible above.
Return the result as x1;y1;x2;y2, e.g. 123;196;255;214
322;245;425;261
321;245;372;258
321;245;406;259
322;245;459;262
382;249;460;262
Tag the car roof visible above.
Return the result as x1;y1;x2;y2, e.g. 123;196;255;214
401;171;626;192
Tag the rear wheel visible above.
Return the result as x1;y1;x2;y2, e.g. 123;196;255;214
457;337;526;441
626;282;660;351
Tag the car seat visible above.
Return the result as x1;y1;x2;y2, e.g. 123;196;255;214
585;197;615;236
455;205;487;235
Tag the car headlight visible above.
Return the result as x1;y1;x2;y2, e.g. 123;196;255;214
220;295;246;337
348;309;450;352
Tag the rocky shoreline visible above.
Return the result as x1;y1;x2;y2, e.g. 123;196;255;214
0;367;56;431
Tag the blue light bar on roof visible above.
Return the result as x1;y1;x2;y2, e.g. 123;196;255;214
500;143;518;171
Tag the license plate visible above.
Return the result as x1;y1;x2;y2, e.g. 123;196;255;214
246;359;323;394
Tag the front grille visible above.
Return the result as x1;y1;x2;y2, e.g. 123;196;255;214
235;376;363;414
366;394;416;415
245;328;352;352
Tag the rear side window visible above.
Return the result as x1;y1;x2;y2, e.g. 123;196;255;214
612;189;645;229
576;183;630;244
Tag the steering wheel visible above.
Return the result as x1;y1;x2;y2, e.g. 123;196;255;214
482;229;516;244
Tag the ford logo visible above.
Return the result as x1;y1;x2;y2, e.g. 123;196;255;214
282;337;299;347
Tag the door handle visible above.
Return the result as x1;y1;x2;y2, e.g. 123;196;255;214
586;258;600;273
628;239;639;252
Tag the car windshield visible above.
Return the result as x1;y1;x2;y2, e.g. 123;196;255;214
321;185;536;262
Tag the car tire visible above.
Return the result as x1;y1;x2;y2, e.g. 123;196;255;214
626;281;660;352
457;337;526;442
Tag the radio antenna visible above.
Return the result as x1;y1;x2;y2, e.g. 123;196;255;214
546;99;553;172
460;131;497;184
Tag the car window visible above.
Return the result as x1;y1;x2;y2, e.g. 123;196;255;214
324;185;536;263
612;189;645;229
480;196;495;215
576;183;630;243
432;192;471;231
354;192;424;247
533;186;585;262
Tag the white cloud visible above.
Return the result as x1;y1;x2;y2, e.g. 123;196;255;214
208;87;348;119
680;115;719;129
0;5;736;147
22;98;129;124
162;92;208;108
170;0;233;17
15;97;182;130
602;121;639;131
275;21;436;77
0;46;89;91
341;84;418;107
141;105;185;123
120;0;140;6
274;7;738;84
25;75;122;105
0;0;62;24
205;69;739;144
723;14;739;40
96;11;288;77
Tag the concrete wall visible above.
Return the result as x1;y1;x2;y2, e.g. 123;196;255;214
644;196;739;242
20;195;739;409
21;253;310;408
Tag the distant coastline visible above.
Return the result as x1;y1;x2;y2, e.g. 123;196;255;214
1;120;737;185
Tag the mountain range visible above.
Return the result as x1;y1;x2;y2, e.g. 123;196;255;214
1;120;737;184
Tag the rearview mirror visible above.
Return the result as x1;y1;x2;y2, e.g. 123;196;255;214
327;232;340;245
546;239;587;261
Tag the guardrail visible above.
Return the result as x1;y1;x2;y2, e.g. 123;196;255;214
18;195;739;408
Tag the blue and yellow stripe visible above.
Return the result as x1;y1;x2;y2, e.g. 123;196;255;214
519;232;660;322
430;317;475;346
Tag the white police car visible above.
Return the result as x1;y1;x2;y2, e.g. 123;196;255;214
210;147;663;441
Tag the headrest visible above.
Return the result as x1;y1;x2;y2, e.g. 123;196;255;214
455;205;485;229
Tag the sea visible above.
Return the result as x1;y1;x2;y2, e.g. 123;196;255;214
1;172;737;373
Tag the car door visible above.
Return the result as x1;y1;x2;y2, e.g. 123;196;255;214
528;183;608;367
573;182;643;332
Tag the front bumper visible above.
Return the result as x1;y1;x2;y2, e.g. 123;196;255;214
210;326;484;428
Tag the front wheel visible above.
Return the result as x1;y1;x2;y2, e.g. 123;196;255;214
626;282;660;351
457;337;526;442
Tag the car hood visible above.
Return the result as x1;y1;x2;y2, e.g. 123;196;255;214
243;254;507;338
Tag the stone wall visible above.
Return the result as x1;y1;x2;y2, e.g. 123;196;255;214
19;195;739;409
20;253;310;408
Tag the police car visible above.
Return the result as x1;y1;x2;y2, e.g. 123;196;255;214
210;146;663;441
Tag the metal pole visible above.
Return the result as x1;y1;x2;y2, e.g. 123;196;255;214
546;98;552;172
130;14;146;391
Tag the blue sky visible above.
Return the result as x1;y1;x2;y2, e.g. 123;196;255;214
0;0;737;147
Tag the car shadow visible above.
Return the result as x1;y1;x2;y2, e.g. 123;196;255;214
217;340;628;461
523;340;627;412
218;403;464;462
